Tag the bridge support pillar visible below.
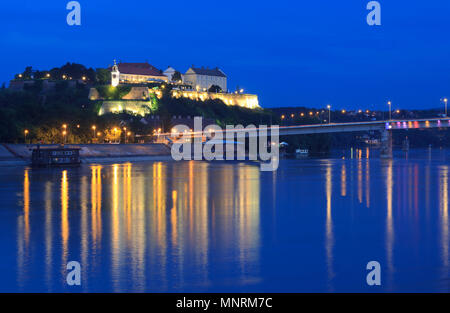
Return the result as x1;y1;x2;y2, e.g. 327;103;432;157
380;130;392;159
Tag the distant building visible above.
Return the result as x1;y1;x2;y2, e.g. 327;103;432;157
183;66;227;92
111;62;168;85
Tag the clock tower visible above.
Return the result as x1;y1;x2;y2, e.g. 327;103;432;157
111;60;120;87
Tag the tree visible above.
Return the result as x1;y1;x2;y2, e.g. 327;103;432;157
172;71;182;82
23;66;33;79
208;85;222;93
96;68;111;84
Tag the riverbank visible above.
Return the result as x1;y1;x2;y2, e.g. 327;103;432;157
0;143;172;166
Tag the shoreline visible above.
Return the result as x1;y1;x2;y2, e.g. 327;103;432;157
0;143;173;166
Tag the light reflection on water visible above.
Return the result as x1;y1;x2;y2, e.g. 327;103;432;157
2;149;450;292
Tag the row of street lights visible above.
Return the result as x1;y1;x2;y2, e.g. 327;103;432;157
23;124;133;144
282;98;448;124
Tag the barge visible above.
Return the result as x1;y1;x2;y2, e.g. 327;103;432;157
31;146;81;167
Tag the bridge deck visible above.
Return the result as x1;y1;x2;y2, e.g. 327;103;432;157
164;117;450;138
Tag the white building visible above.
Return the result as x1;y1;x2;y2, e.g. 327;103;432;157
183;66;227;92
110;61;168;85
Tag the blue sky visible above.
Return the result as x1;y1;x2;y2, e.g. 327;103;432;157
1;0;449;110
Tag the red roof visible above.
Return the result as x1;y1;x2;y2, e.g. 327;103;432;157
117;62;165;77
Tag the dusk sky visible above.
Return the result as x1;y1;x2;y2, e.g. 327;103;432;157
1;0;449;110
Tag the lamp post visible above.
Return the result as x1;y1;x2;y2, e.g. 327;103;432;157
388;101;392;120
92;125;96;139
327;105;331;124
113;128;118;143
24;129;29;144
444;98;448;117
62;124;67;144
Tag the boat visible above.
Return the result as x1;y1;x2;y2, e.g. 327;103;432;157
31;145;81;167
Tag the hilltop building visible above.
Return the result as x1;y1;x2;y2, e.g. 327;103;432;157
110;61;168;85
183;66;227;92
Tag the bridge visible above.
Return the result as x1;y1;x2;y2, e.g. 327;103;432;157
276;117;450;158
164;117;450;158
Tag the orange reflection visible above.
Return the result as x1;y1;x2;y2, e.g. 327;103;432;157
341;163;346;197
91;166;102;244
171;190;178;246
23;169;30;244
325;162;334;289
385;160;394;284
17;168;31;287
61;170;69;265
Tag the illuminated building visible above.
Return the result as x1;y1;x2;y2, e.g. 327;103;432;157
183;66;227;92
110;62;168;85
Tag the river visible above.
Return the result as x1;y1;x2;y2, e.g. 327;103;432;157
0;148;449;292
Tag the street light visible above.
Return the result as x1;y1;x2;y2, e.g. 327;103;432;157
113;128;118;143
387;101;392;120
127;132;131;143
92;125;96;138
62;124;68;144
327;105;331;123
24;129;29;144
444;98;448;117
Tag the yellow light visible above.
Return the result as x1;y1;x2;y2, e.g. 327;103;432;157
24;129;29;134
62;131;67;135
309;112;313;116
291;114;295;118
127;132;131;136
62;124;67;129
97;132;102;137
342;110;346;114
396;110;400;113
301;113;304;117
281;115;285;119
76;124;80;128
92;125;96;130
82;76;86;81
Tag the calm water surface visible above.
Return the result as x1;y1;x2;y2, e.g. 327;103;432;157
0;148;449;292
